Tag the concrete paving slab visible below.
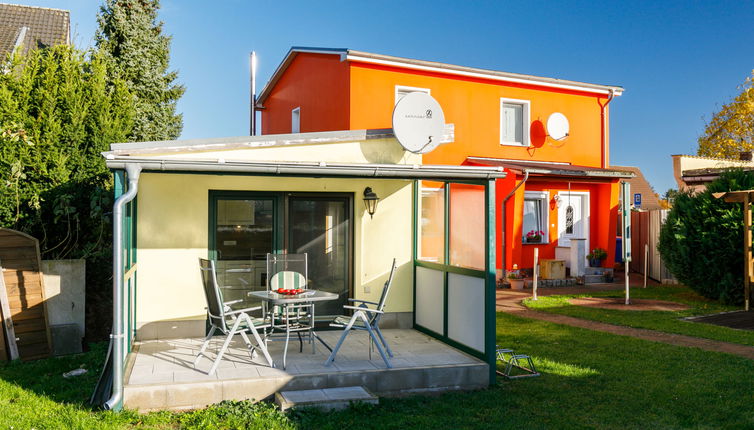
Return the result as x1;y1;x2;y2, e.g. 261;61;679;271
276;386;378;411
124;329;489;411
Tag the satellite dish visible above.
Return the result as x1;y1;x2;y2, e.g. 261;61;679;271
392;92;445;154
546;112;570;141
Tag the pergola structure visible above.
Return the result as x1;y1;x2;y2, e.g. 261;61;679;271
713;190;754;311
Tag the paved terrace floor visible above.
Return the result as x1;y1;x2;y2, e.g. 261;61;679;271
124;329;488;411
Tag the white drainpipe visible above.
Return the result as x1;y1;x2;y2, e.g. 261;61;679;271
104;164;141;410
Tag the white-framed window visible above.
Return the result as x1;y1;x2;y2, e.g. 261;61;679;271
500;98;530;146
291;107;300;133
395;85;430;105
522;191;548;243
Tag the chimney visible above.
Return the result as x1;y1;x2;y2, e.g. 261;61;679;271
740;151;753;161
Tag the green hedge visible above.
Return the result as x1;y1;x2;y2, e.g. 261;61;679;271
658;169;754;305
0;45;135;340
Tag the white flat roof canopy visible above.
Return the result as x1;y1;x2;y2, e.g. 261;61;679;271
102;129;503;181
104;155;506;181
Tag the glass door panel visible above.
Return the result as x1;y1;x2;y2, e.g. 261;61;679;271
213;198;275;308
287;196;350;318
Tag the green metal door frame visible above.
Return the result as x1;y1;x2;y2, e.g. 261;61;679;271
412;179;497;385
208;191;284;260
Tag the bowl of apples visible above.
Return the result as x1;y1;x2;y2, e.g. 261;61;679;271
276;288;304;296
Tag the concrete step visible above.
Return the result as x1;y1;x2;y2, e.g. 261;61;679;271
584;274;606;284
584;267;613;276
532;278;577;288
275;386;378;411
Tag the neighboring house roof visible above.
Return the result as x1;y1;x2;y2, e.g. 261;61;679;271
671;154;754;190
610;165;662;210
681;166;754;184
0;3;70;58
257;47;625;106
466;157;634;179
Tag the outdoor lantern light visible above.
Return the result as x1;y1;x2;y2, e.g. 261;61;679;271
363;187;380;219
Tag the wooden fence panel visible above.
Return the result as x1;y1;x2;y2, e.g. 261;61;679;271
0;228;52;361
629;210;676;283
630;211;649;274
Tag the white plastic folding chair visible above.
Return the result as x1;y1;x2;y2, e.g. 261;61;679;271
325;258;396;368
194;258;273;375
266;253;315;368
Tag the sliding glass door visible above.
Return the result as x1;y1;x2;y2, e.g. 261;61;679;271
211;193;279;308
209;192;352;318
287;196;351;317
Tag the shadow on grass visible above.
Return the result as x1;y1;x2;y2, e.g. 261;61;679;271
0;342;107;407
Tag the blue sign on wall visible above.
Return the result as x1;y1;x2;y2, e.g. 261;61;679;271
634;193;642;207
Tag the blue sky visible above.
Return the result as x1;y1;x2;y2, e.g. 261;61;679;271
19;0;754;193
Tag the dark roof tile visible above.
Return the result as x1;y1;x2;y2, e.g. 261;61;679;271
0;3;69;58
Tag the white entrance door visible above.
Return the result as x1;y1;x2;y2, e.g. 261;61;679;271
557;192;589;250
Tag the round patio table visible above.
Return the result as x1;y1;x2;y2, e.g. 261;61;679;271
248;290;337;369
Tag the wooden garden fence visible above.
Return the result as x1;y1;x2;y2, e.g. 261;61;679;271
629;209;677;283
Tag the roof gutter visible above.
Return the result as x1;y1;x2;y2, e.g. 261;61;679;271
104;164;141;411
103;157;507;180
682;175;722;183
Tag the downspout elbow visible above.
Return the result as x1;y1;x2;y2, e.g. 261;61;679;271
501;170;529;273
503;170;529;205
104;163;141;411
602;89;615;168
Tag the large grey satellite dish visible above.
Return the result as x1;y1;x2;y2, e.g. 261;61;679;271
392;92;445;154
546;112;570;141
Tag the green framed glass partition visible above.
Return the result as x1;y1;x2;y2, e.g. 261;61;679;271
413;179;496;384
115;170;139;354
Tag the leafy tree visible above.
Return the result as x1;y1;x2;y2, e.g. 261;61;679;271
659;188;678;209
658;169;754;305
697;71;754;158
0;45;135;339
95;0;184;141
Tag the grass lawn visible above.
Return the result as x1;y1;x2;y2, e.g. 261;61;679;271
522;285;754;347
2;313;753;429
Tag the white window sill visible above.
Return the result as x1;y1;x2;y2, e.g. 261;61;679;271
522;241;549;245
500;142;530;147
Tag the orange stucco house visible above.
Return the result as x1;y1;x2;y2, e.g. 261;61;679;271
256;47;632;276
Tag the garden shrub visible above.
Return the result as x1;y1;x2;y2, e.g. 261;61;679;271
658;169;754;305
0;45;135;340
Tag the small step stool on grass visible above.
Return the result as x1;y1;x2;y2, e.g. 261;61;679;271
275;386;378;411
496;346;540;379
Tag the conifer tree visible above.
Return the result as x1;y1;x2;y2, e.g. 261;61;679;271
0;45;135;339
95;0;185;141
0;45;134;255
697;71;754;159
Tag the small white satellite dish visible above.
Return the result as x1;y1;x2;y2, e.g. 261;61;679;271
546;112;570;141
392;92;445;154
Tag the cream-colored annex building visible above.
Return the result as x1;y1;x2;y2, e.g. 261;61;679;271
99;129;505;409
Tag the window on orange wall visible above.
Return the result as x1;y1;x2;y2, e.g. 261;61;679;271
522;191;548;243
291;107;300;133
500;98;530;146
395;85;430;105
